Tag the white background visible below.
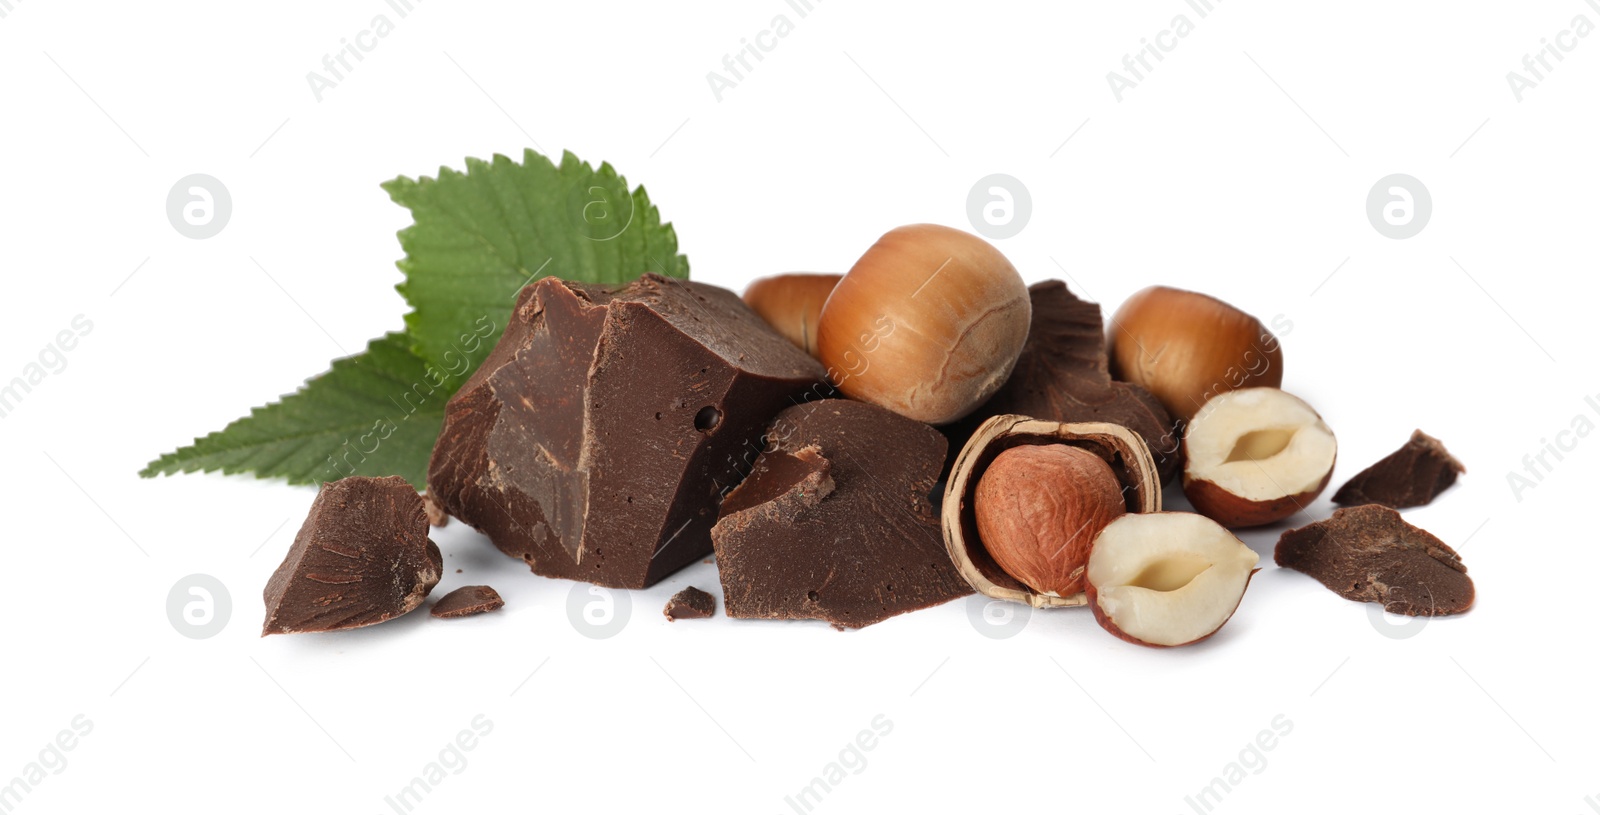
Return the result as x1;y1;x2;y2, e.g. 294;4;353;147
2;1;1596;812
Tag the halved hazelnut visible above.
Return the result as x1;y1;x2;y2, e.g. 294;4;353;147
943;414;1161;608
1182;388;1336;528
1084;512;1258;647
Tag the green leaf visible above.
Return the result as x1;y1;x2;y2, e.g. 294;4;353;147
387;149;689;374
143;150;689;487
139;334;449;488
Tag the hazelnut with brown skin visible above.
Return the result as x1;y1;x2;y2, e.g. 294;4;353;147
973;444;1126;597
816;224;1031;425
1107;286;1283;423
742;273;842;357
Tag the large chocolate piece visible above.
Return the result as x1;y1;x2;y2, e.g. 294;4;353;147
663;586;716;621
1275;505;1474;616
1333;430;1464;509
946;281;1179;482
262;476;443;635
712;399;972;629
431;585;504;618
429;274;826;589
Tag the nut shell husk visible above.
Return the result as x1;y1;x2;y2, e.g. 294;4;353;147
943;415;1161;608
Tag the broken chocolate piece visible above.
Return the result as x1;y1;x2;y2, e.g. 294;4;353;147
712;399;972;629
663;586;716;621
947;281;1179;483
1333;430;1464;509
429;274;827;589
262;476;443;635
431;585;505;618
1275;504;1473;616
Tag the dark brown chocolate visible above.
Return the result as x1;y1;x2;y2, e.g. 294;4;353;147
429;274;827;589
947;281;1179;483
1333;430;1464;509
712;399;972;629
430;585;504;618
1275;504;1474;616
262;476;443;635
663;586;716;621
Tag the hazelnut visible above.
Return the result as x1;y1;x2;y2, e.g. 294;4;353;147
1084;511;1258;647
816;224;1030;425
973;444;1126;597
742;273;842;357
944;414;1162;608
1107;285;1283;422
1182;387;1336;528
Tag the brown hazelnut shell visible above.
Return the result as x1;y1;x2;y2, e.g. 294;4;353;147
943;414;1162;608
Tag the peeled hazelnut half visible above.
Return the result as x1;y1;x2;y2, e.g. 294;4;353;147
1183;388;1335;528
1107;286;1283;422
1084;512;1258;647
742;273;842;357
816;224;1031;425
973;444;1127;597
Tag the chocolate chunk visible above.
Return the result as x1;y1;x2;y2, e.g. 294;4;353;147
712;399;972;629
431;585;504;618
262;476;443;635
429;274;826;589
1275;505;1473;616
1333;430;1465;509
663;586;716;621
947;281;1179;483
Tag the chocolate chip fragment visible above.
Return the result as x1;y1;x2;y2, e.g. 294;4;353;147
1332;430;1465;509
1275;505;1473;616
712;399;972;629
947;281;1179;483
422;492;450;527
431;585;504;618
663;586;716;621
262;476;443;635
428;274;826;589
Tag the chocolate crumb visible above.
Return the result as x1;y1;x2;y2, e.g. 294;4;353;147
1333;430;1465;509
663;586;716;621
423;491;450;527
1275;505;1473;616
431;585;504;618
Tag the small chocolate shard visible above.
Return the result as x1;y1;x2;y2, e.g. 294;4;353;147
423;492;450;527
262;476;443;635
948;281;1179;483
663;586;716;621
428;274;827;589
431;585;505;618
713;399;972;629
1333;430;1465;509
1275;505;1474;616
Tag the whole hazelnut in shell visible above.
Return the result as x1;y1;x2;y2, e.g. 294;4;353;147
816;224;1030;425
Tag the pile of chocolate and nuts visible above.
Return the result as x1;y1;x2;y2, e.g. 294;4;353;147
262;224;1473;645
